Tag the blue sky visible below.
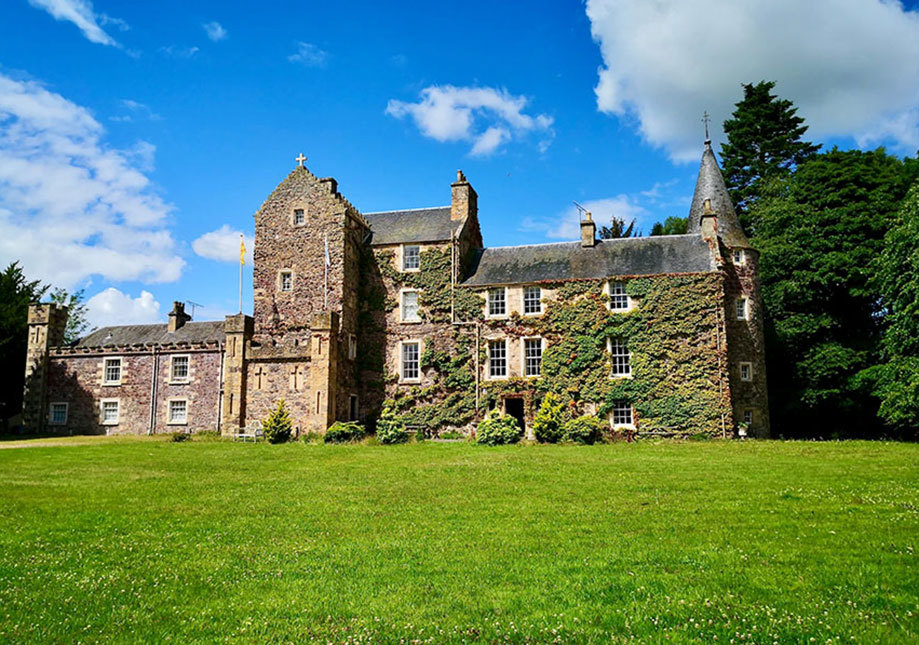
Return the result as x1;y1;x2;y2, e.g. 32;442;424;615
1;0;918;328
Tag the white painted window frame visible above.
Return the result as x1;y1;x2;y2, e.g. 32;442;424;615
733;248;746;265
735;296;750;321
604;281;633;312
400;288;422;323
521;336;544;378
103;357;122;386
166;398;189;425
100;398;120;426
486;337;509;380
609;401;635;430
293;208;306;226
739;361;753;382
742;410;754;425
399;340;422;383
279;269;294;293
522;286;543;316
487;287;508;319
48;402;68;426
607;337;632;379
169;354;191;383
401;244;421;272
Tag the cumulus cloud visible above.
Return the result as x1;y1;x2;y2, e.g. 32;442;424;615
0;73;184;289
386;85;554;156
586;0;919;161
192;225;253;264
27;0;122;47
86;288;161;328
521;196;648;240
203;21;227;42
288;42;329;67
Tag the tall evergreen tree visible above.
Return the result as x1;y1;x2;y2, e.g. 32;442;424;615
720;81;820;231
0;263;47;428
598;216;638;239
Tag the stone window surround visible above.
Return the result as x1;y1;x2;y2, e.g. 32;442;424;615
400;288;421;324
348;334;357;360
733;248;746;265
278;269;294;293
349;393;359;421
166;397;189;425
742;409;754;425
610;401;635;429
486;337;508;380
292;207;306;226
100;398;120;425
604;280;634;312
522;286;543;316
103;356;123;386
48;401;68;425
521;336;544;378
169;354;191;383
739;361;753;382
401;244;421;272
486;287;508;319
399;339;422;383
735;296;750;321
607;337;632;379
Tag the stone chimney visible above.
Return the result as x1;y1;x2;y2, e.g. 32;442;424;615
451;170;478;221
168;301;191;332
580;211;597;248
700;198;718;241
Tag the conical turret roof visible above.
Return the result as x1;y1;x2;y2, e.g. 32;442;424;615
687;141;750;248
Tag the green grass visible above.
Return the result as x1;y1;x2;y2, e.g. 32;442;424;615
0;439;917;643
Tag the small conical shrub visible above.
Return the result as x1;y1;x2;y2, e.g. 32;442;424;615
532;393;567;443
262;399;293;444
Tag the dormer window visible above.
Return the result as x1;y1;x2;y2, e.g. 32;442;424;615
733;249;745;265
402;245;420;271
293;209;305;226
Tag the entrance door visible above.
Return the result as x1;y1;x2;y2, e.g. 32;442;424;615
504;398;525;433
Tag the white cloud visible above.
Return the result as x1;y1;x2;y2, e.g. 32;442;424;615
288;42;328;67
0;73;184;289
86;288;161;327
386;85;554;156
27;0;122;47
203;21;227;42
192;225;253;264
586;0;919;161
110;99;161;123
159;45;199;59
521;196;648;240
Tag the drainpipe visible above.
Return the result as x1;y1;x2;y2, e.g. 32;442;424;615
148;345;158;435
216;342;225;435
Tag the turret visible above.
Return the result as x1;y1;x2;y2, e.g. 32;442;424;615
687;140;751;249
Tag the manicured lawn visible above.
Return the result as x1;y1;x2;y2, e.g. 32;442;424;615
0;438;917;643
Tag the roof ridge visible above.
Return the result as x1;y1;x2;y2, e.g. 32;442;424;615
364;205;450;215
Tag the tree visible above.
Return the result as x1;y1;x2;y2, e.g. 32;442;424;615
752;148;919;437
50;288;91;344
261;399;293;443
0;263;47;427
649;216;688;236
720;81;820;231
598;216;638;239
866;182;919;435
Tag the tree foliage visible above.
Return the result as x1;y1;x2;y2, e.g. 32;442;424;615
598;216;638;239
261;399;293;443
50;288;91;344
720;81;820;230
752;149;919;437
649;216;688;236
0;263;47;426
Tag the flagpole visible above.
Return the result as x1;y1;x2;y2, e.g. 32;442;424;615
239;234;244;313
324;233;329;310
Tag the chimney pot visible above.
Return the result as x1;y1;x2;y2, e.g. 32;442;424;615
168;301;192;332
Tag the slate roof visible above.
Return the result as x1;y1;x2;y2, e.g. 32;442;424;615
74;321;225;348
687;141;751;248
461;235;716;286
364;207;461;245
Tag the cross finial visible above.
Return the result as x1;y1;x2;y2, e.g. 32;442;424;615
702;111;711;142
295;153;307;167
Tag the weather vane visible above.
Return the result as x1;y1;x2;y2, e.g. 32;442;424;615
702;111;711;141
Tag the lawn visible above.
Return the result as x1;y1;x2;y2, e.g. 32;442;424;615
0;438;917;643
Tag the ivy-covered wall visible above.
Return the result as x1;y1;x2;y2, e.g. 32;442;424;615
357;242;733;437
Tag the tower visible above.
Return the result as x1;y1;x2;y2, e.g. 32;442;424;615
23;303;68;433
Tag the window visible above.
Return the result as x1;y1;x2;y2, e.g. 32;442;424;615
349;394;359;421
488;339;507;379
348;334;357;360
743;410;753;425
49;402;68;425
170;355;190;382
293;208;305;225
103;357;122;385
735;297;748;321
101;399;119;425
523;338;543;377
609;338;631;377
740;361;752;382
401;342;420;381
402;245;420;271
608;281;629;311
611;401;634;427
488;288;506;317
523;286;542;315
401;290;420;322
733;248;745;265
280;271;293;292
168;399;188;424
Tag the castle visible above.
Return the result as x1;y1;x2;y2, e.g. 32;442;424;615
22;140;769;438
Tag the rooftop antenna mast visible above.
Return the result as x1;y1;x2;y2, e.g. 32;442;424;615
572;200;592;220
184;300;203;318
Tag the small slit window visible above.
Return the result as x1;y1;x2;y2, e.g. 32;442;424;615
280;271;293;292
348;334;357;360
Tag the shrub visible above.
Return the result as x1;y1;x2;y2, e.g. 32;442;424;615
261;399;293;444
476;413;522;446
532;393;567;443
170;431;191;442
562;415;605;445
376;403;408;445
324;421;366;444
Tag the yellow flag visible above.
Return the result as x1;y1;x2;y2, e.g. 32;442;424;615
240;236;246;265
